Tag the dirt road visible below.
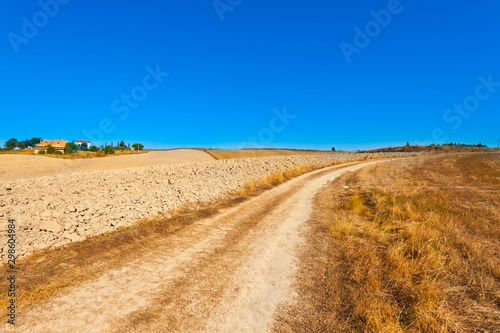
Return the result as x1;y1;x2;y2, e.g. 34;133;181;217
7;160;387;332
0;149;213;180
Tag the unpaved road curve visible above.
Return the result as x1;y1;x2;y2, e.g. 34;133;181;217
7;160;389;333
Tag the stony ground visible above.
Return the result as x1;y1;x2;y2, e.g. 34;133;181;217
0;152;408;262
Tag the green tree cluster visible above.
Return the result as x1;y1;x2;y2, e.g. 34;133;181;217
4;137;41;149
132;143;144;151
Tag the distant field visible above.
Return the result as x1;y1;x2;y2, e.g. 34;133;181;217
0;149;214;180
202;148;337;160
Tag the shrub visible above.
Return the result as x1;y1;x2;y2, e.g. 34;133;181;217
104;145;115;154
89;145;99;152
53;150;63;155
46;145;55;154
38;150;46;155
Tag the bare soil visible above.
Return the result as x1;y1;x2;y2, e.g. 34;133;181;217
203;149;336;160
3;160;388;332
1;152;404;262
0;149;214;181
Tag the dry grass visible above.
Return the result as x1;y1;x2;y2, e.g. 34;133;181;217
274;153;500;332
202;148;337;160
0;149;35;155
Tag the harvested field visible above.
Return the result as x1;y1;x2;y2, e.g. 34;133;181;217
0;149;214;181
0;153;407;262
203;149;335;160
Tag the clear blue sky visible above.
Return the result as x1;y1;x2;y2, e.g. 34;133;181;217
1;0;499;150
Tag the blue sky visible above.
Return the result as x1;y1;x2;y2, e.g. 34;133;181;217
1;0;499;150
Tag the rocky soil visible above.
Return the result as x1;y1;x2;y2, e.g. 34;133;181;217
0;153;408;262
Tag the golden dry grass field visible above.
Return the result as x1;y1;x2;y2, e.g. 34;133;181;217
274;153;500;332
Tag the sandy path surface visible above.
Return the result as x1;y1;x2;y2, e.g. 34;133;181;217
0;150;213;180
7;160;387;333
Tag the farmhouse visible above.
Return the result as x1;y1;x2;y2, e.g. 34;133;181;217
75;139;91;148
34;139;69;154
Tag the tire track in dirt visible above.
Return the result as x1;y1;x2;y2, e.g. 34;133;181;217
6;160;390;333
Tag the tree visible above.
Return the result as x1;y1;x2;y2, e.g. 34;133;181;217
119;140;125;147
5;138;18;149
132;143;144;151
65;142;74;155
80;142;88;150
331;147;336;151
26;137;41;147
89;145;99;152
46;144;55;154
477;142;487;148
